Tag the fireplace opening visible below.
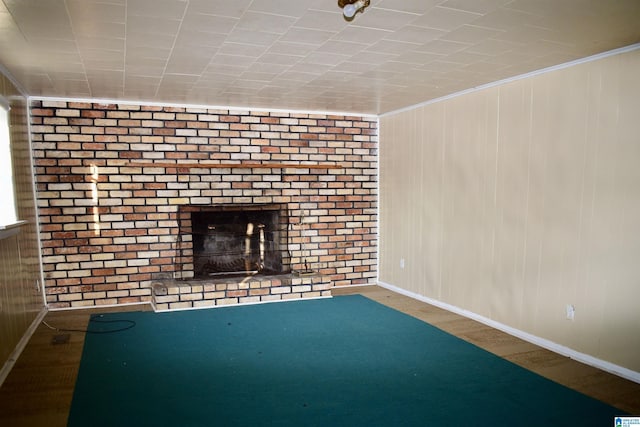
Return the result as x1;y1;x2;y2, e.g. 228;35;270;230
190;206;286;279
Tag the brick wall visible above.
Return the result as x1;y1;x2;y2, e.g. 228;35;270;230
30;101;378;308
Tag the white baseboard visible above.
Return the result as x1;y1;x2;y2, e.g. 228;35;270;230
378;281;640;385
0;307;48;387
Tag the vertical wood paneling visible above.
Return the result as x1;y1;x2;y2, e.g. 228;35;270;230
379;49;640;373
595;51;640;369
0;72;43;371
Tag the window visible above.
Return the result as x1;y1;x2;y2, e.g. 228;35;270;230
0;95;17;227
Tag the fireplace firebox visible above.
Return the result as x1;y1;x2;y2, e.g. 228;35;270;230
182;205;289;279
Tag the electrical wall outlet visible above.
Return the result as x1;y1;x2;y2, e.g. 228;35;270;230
400;258;405;269
566;304;575;320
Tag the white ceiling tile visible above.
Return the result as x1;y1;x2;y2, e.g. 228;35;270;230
444;50;493;65
174;30;226;49
125;63;167;77
383;25;444;44
126;15;181;35
236;11;297;35
440;25;504;44
127;30;176;49
258;52;304;66
211;54;256;67
366;39;420;54
181;13;239;34
218;42;269;58
5;0;74;39
39;50;83;64
279;27;335;45
462;60;507;74
52;78;90;94
248;0;311;18
159;73;199;85
127;0;187;18
334;25;391;45
410;6;482;31
375;61;415;73
301;51;350;67
349;50;399;65
203;62;247;74
287;62;332;75
74;21;125;38
267;41;317;56
393;50;441;65
126;46;171;61
227;79;267;90
274;71;319;83
415;39;470;55
438;0;511;15
332;61;378;73
245;62;290;75
86;69;124;84
1;0;638;114
165;54;212;75
352;7;421;32
373;0;441;15
503;0;568;16
416;60;464;73
225;29;281;46
84;58;125;72
317;40;369;55
465;38;524;56
294;10;347;32
470;7;543;32
27;37;78;53
77;36;125;51
239;70;279;82
66;0;125;23
80;48;124;63
186;0;252;18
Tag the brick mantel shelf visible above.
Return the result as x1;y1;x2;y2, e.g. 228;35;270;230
124;161;343;170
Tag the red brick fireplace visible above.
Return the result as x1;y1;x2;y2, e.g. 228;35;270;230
30;101;378;309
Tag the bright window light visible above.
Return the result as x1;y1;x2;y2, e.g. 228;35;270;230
0;96;18;226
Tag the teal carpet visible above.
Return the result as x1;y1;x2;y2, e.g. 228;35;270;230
68;295;624;426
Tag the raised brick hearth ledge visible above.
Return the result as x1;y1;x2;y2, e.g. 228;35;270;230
152;273;332;311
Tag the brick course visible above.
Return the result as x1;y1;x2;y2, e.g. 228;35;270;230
31;101;378;308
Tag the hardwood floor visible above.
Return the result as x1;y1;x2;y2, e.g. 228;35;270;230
0;304;152;427
0;285;638;426
334;286;640;415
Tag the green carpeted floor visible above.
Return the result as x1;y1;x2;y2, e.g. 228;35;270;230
68;295;625;426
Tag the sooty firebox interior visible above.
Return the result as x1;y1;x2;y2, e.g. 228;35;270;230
190;206;285;278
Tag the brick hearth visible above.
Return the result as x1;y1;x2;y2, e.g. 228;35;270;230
151;273;332;312
30;101;378;309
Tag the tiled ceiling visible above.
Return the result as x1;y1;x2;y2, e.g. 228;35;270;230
0;0;639;115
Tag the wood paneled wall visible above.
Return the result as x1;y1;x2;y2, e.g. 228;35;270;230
379;49;640;374
0;71;44;374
